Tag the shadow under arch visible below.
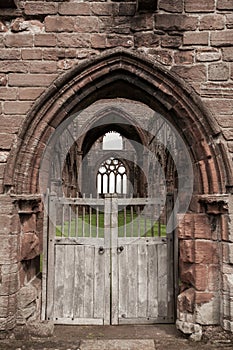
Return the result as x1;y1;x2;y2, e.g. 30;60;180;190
3;48;232;195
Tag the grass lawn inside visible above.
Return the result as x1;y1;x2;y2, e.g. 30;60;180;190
56;209;166;238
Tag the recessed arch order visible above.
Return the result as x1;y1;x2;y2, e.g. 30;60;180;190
4;48;231;195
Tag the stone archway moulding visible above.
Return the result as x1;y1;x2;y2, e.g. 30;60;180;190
4;48;231;195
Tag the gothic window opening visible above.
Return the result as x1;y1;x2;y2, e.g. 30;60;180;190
102;132;123;150
97;157;127;195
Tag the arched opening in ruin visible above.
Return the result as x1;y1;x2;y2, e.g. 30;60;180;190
4;49;231;329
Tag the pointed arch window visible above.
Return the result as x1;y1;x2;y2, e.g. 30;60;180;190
97;157;127;195
102;132;123;150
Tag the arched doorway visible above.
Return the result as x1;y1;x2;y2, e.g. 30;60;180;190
4;49;232;333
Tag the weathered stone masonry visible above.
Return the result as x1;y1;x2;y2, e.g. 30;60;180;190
0;0;233;339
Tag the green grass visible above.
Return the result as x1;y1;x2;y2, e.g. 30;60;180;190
56;209;166;238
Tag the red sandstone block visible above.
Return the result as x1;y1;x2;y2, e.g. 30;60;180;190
183;32;209;46
174;50;194;64
75;17;99;33
171;65;207;82
24;2;58;15
18;88;44;101
147;49;173;65
208;63;229;81
226;14;233;29
42;49;59;61
22;49;42;60
194;214;212;239
177;214;194;239
217;0;233;10
21;232;40;260
0;61;29;73
21;214;37;234
0;133;15;150
119;3;136;16
5;34;33;48
57;34;90;48
159;0;183;13
3;101;32;115
0;115;24;134
221;215;229;241
195;240;219;264
196;48;221;62
195;292;214;304
211;31;233;47
29;61;57;74
185;0;215;12
130;14;153;32
8;73;57;87
45;16;75;33
195;264;208;291
92;3;118;16
91;34;106;49
200;15;224;30
223;129;233;140
179;261;195;285
0;49;21;60
0;196;17;215
180;240;195;263
161;35;182;48
177;287;195;313
154;14;198;31
134;33;160;47
106;35;133;48
0;235;18;264
222;46;233;62
0;87;17;101
34;34;57;47
59;2;91;15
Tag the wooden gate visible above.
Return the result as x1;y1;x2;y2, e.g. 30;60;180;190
45;193;175;325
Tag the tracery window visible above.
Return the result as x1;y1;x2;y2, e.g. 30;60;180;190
97;157;127;195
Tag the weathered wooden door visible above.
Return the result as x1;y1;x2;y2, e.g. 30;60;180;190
45;194;174;325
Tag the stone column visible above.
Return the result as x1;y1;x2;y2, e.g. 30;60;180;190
176;195;227;340
0;194;20;336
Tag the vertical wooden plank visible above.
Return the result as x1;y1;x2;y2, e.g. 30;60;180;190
89;194;92;238
104;195;111;325
83;246;94;318
63;245;75;318
158;243;168;319
127;244;138;318
73;245;85;318
111;195;119;325
68;204;71;237
96;205;99;238
137;205;140;237
137;244;148;318
130;205;134;238
61;202;64;237
124;206;127;238
93;245;105;319
147;244;158;318
46;193;56;320
82;205;85;237
53;245;65;319
75;205;78;237
118;241;128;320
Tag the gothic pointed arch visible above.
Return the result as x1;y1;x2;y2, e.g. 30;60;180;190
4;48;231;195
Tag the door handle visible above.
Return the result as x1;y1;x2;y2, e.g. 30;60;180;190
98;246;105;254
117;246;124;254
